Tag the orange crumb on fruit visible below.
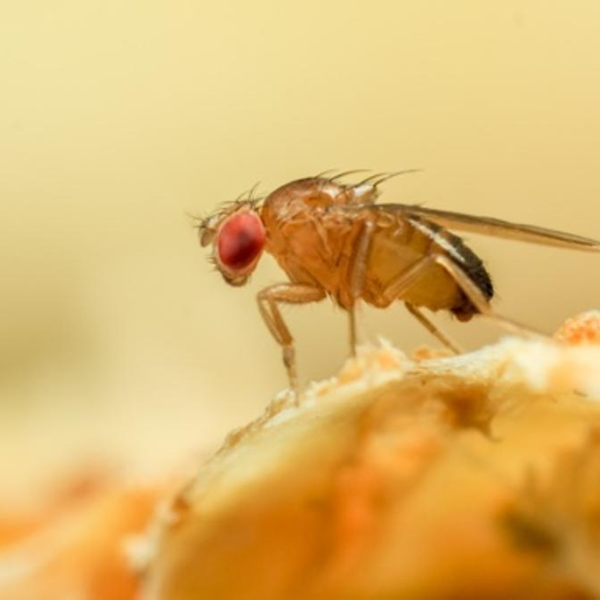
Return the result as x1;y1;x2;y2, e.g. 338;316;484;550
411;346;455;361
554;311;600;345
338;360;363;384
375;348;402;370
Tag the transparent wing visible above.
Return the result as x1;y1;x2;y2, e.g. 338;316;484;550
372;203;600;253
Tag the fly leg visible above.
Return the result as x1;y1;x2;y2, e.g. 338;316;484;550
405;303;463;355
432;255;545;339
257;284;326;400
381;255;542;351
381;256;436;304
347;221;376;355
379;256;462;353
348;309;358;356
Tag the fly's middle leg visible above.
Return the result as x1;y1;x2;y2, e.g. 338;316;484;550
347;220;376;355
257;284;326;400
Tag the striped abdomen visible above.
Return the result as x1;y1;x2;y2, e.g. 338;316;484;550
360;212;494;320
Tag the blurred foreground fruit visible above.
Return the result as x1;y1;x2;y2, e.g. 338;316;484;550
4;312;600;600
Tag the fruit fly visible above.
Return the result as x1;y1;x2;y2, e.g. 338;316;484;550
198;171;600;396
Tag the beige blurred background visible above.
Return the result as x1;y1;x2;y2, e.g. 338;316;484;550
1;1;600;502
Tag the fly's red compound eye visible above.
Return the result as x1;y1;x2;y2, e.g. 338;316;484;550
217;211;266;272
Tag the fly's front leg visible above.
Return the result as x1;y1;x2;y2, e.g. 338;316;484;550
347;220;376;356
257;284;326;399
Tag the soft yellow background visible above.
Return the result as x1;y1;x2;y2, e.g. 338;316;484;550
2;1;600;500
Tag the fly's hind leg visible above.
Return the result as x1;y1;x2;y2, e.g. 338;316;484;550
379;255;463;354
405;303;463;355
381;255;542;352
432;254;545;339
257;284;326;400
